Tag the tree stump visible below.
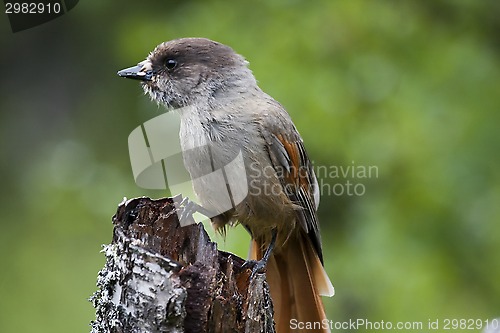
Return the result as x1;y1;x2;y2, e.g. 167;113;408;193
90;196;275;333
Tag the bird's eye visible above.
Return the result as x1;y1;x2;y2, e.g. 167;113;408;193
165;59;177;70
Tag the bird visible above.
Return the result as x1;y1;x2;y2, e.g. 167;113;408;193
118;37;334;333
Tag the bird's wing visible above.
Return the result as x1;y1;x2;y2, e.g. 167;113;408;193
259;106;324;264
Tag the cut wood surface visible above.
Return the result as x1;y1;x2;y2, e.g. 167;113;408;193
90;196;275;333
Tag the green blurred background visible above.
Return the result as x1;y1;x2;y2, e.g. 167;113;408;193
1;1;499;332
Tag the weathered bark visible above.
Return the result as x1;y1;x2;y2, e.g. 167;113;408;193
90;196;275;333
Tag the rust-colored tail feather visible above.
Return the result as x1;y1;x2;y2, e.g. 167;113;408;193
250;234;334;333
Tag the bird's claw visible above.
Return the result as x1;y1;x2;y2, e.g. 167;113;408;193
174;195;215;226
242;259;268;279
177;197;196;224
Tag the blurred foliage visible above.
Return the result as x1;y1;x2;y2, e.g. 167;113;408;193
1;0;499;332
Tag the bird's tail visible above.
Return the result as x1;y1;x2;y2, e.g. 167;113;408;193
250;233;334;333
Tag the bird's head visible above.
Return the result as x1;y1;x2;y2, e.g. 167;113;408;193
118;38;255;109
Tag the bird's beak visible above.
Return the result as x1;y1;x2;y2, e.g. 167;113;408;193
117;60;153;81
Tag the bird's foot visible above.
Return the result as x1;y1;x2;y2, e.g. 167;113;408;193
174;195;215;226
242;259;268;279
242;229;277;279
